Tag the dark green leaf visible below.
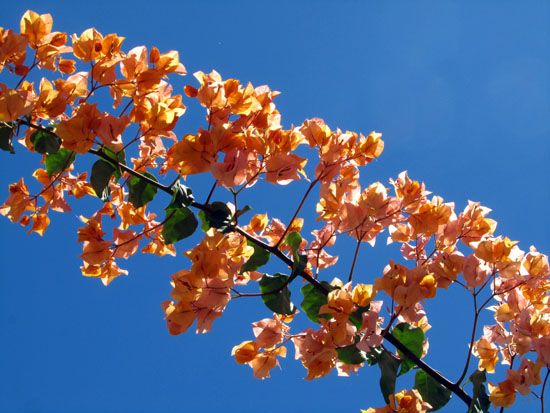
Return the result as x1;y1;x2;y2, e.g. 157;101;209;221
393;322;425;376
235;205;252;218
240;240;270;273
259;273;295;315
0;122;15;154
349;305;370;329
30;129;61;154
365;346;383;366
291;253;307;279
102;147;126;164
468;370;491;413
414;370;452;411
300;281;335;323
91;159;116;201
198;210;210;232
336;344;367;365
378;349;401;403
201;202;233;232
162;207;198;244
128;172;158;208
45;149;75;177
98;147;125;178
169;180;194;208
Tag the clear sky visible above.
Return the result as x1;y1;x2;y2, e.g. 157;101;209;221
1;1;549;412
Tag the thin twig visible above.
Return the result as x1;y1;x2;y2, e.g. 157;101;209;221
348;233;364;282
541;368;549;413
456;293;480;385
274;178;319;248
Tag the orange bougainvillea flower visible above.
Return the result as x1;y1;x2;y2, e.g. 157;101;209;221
248;346;287;379
54;71;89;103
71;28;104;62
408;196;453;236
390;171;429;213
292;327;338;380
161;300;195;335
0;84;34;122
233;314;291;379
474;236;517;264
252;315;289;349
163;229;253;334
473;337;499;373
95;113;129;150
0;178;32;222
245;213;269;235
55;103;102;153
81;257;128;286
112;228;140;259
354;131;384;166
265;152;307;185
352;284;376;307
29;212;50;236
488;379;516;408
192;70;226;109
0;28;27;73
231;340;259;364
34;78;66;118
300;118;332;148
319;286;354;319
58;58;76;74
362;389;432;413
149;48;186;76
166;130;217;176
20;10;53;48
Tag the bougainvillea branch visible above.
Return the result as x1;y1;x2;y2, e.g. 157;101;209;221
1;10;548;413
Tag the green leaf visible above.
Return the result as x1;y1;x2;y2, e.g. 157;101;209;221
91;159;116;201
240;240;270;273
198;210;210;232
235;205;252;219
103;148;125;178
45;149;75;177
101;147;126;165
378;349;401;403
468;370;491;413
300;281;335;323
128;172;158;208
259;273;295;315
414;370;452;411
365;346;383;366
285;231;302;257
285;231;307;281
169;180;194;208
201;202;233;232
162;206;198;244
0;122;15;154
349;305;370;330
393;322;425;376
291;253;307;278
30;129;61;154
336;344;367;365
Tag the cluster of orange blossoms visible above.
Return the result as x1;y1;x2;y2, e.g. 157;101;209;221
0;10;548;413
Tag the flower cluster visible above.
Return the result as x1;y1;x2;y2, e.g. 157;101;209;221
0;10;548;413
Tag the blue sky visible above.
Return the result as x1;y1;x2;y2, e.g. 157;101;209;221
1;1;549;412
